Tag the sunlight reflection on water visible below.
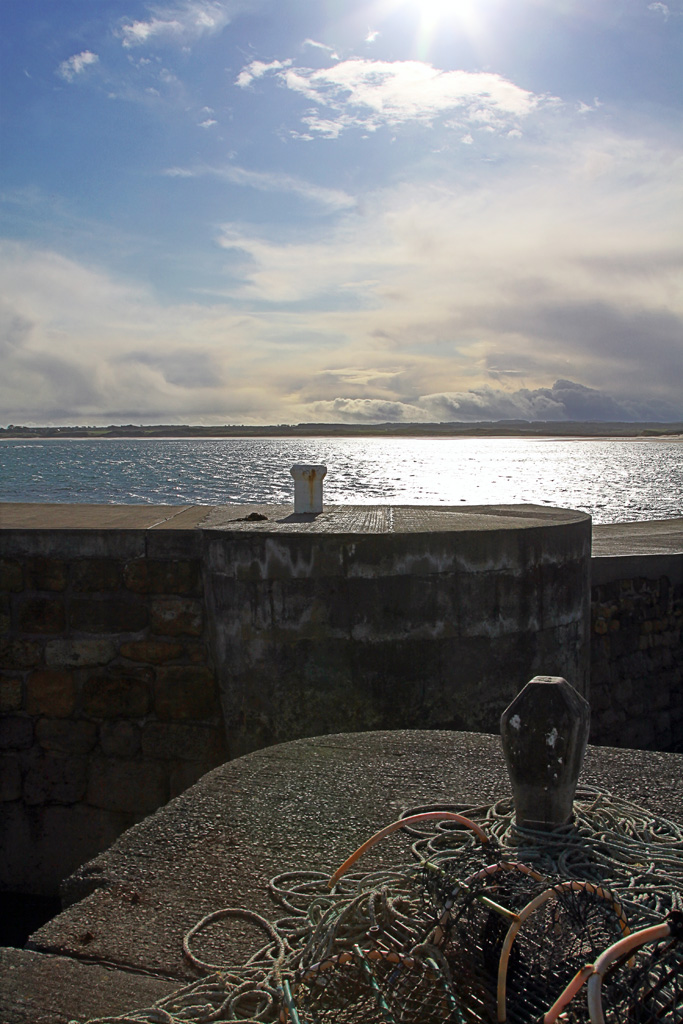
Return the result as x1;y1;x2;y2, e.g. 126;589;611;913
1;436;681;524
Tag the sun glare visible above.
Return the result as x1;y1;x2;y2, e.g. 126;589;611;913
401;0;486;59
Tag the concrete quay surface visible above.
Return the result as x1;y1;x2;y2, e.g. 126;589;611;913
2;729;683;1024
2;501;682;550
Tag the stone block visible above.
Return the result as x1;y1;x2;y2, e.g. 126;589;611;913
149;597;203;637
0;558;23;592
119;640;184;664
25;556;67;592
86;757;168;813
141;722;227;761
23;753;87;805
0;716;33;750
82;669;152;718
183;641;209;664
655;713;672;746
26;670;76;717
600;706;627;730
17;596;66;634
70;559;123;592
36;718;98;754
69;597;148;634
99;720;141;758
45;638;117;667
0;755;22;800
621;719;656;750
153;666;219;720
123;559;201;595
0;638;42;669
0;676;23;712
652;685;671;711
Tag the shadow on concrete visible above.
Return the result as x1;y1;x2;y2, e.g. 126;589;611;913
0;893;61;948
276;512;322;523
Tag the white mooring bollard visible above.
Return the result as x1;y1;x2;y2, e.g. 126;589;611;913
290;464;327;514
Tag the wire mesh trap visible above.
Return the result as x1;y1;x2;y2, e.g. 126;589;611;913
282;946;461;1024
584;911;683;1024
80;790;683;1024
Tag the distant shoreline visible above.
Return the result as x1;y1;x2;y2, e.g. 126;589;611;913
2;421;683;441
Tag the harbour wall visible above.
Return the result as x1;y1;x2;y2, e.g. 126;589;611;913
1;503;681;895
590;552;682;751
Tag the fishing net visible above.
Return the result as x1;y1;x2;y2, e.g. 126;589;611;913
286;946;461;1024
497;881;629;1023
602;939;683;1023
585;911;683;1024
78;787;683;1024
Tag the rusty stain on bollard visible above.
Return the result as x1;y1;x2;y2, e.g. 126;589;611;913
290;464;327;514
500;676;590;830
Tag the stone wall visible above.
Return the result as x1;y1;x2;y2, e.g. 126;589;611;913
0;528;226;894
590;554;683;752
2;503;682;897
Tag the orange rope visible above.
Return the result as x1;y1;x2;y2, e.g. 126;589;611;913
328;811;488;888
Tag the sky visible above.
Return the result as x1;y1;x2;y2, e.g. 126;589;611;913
1;0;682;425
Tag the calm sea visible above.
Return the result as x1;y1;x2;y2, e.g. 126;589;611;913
1;436;682;525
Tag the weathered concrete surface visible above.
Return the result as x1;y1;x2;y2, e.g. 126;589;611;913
592;518;683;589
201;504;591;755
3;502;681;914
0;504;197;531
3;729;681;1024
0;948;177;1024
592;518;683;557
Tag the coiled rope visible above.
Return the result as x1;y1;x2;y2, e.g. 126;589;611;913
78;787;683;1024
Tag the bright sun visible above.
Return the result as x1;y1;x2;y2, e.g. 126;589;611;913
375;0;488;59
412;0;484;57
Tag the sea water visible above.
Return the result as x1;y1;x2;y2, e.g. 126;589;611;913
1;436;681;525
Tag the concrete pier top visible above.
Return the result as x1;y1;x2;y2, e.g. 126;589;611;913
0;501;589;534
199;503;588;534
592;517;683;555
0;503;209;531
2;502;681;549
3;730;682;1024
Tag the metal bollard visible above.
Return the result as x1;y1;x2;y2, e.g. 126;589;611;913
290;464;327;514
500;676;590;830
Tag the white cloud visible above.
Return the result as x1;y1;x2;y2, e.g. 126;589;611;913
211;127;683;418
236;57;544;136
198;118;217;127
164;162;355;209
365;30;380;44
2;121;681;425
235;58;292;88
119;0;238;48
0;241;275;423
647;2;670;17
307;379;681;424
303;39;339;59
57;51;99;82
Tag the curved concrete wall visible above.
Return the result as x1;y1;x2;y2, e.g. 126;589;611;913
201;504;591;756
1;501;592;893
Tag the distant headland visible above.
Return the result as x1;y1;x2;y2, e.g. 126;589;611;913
1;421;682;439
